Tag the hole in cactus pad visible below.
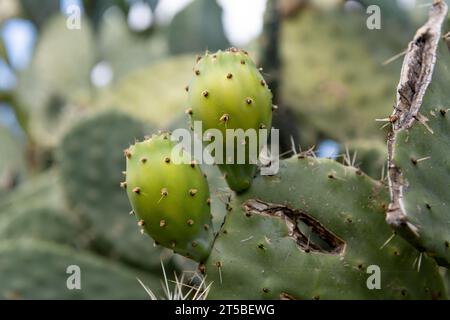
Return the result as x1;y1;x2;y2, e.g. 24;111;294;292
242;199;345;254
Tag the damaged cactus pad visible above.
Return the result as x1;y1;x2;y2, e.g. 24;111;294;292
387;0;450;267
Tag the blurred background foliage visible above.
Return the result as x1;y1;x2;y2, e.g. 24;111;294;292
0;0;447;299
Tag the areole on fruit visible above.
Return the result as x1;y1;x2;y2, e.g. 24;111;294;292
124;133;214;262
186;48;274;192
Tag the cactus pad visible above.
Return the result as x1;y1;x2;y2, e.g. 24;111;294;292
204;157;446;299
387;1;450;267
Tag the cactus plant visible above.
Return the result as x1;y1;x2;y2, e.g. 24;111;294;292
203;156;446;299
125;133;214;262
118;3;450;300
386;0;450;267
3;0;449;302
187;48;273;192
119;4;449;298
0;239;162;299
58;110;167;271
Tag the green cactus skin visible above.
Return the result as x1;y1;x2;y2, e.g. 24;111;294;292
0;239;161;299
164;120;232;232
58;110;166;271
387;1;450;267
203;157;446;299
187;48;273;192
125;133;214;262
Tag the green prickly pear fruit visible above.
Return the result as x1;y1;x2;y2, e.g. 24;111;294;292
187;48;273;192
124;133;214;262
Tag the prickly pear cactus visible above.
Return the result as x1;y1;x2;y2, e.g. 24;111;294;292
58;111;167;271
125;133;214;262
0;239;161;299
187;48;273;192
204;157;446;299
386;1;450;267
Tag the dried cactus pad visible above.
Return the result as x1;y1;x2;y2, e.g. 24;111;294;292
387;0;450;267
